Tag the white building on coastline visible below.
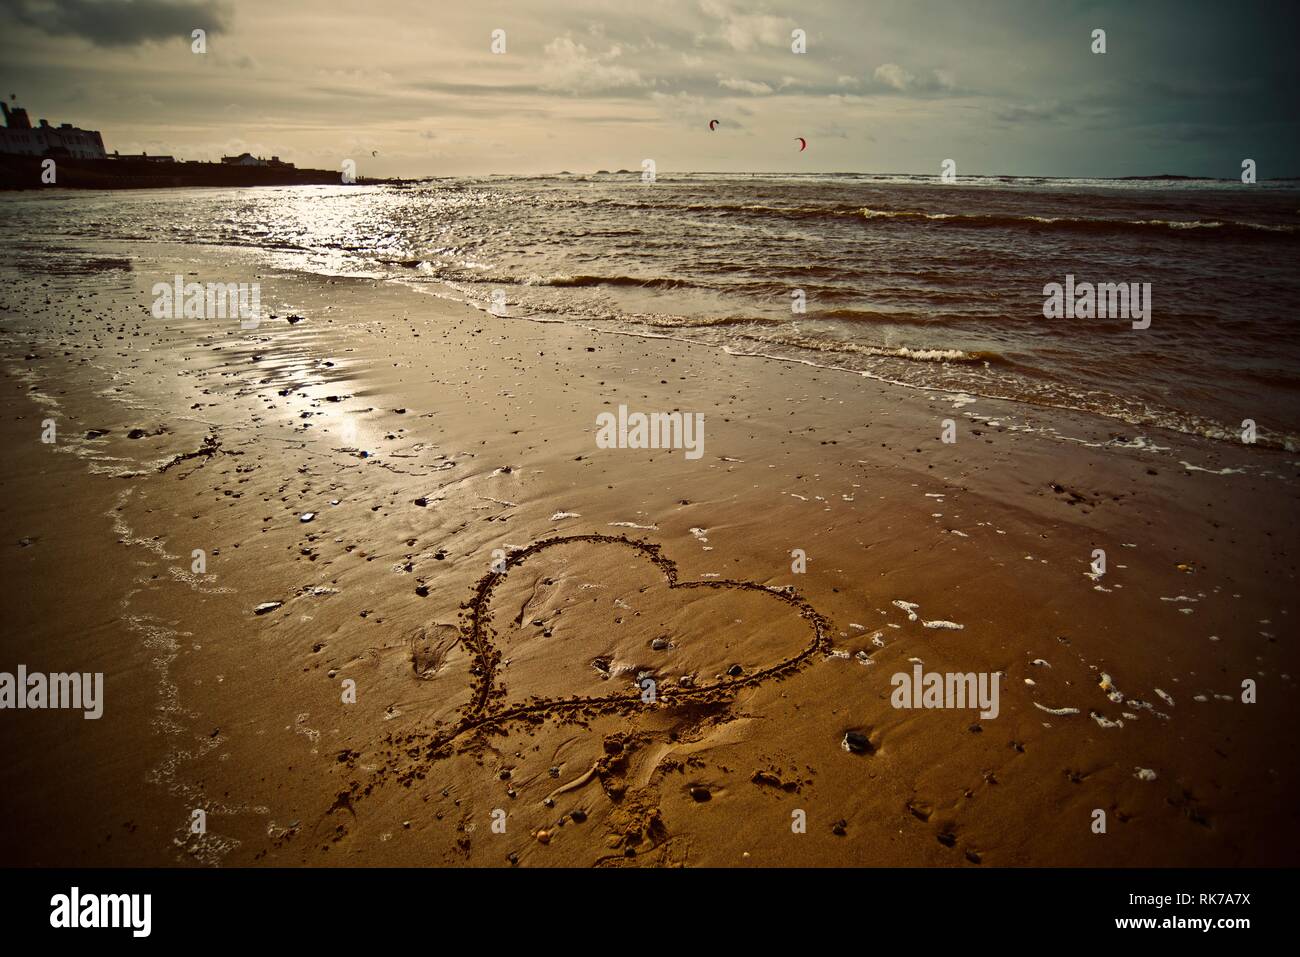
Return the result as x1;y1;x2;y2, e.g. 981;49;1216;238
0;100;107;159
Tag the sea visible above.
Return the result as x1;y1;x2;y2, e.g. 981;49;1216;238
3;172;1298;449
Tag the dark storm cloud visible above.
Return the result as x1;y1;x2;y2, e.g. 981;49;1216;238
0;0;230;47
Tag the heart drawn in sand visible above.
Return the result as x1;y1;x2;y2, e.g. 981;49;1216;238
423;534;832;754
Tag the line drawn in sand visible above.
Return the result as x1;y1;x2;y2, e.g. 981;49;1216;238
338;533;840;843
433;533;834;753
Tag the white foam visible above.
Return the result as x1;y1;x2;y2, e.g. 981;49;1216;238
1034;703;1080;716
892;600;920;621
1179;461;1244;476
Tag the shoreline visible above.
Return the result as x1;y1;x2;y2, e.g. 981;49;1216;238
0;240;1296;867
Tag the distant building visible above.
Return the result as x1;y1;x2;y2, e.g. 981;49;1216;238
0;101;107;159
111;151;175;163
220;152;295;168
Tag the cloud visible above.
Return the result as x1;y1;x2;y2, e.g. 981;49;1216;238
1;0;230;47
540;36;644;93
649;90;713;127
718;76;772;95
814;123;851;140
699;0;794;52
994;100;1075;124
869;63;957;95
872;63;916;91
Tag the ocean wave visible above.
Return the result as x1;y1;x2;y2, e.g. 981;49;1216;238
737;330;994;364
632;313;783;329
854;208;1298;238
522;273;700;290
816;307;983;326
586;198;1297;238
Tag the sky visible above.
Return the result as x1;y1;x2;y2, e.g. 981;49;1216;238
1;0;1297;178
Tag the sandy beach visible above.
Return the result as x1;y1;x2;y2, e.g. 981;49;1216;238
1;239;1294;868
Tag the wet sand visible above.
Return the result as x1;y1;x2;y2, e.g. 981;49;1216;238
1;241;1296;867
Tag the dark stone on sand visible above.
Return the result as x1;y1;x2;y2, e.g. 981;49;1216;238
907;800;932;822
254;601;283;615
842;731;873;754
689;786;711;802
726;664;743;677
832;819;847;836
415;584;429;597
570;809;587;823
85;429;109;439
127;428;146;439
652;638;669;651
414;497;428;506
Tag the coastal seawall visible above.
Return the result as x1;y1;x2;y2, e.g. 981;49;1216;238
0;154;364;190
